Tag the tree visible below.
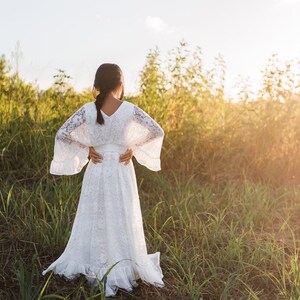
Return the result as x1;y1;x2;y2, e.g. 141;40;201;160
139;46;167;100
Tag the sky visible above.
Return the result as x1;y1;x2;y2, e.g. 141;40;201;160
1;0;300;100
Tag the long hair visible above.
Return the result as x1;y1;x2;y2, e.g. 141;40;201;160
94;63;124;125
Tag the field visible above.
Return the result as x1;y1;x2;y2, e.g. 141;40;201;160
2;41;300;299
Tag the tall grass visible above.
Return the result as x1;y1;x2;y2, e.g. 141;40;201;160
1;40;300;298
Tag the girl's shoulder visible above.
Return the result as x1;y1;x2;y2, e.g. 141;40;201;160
83;100;135;121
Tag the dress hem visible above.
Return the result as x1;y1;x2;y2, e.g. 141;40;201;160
42;252;164;297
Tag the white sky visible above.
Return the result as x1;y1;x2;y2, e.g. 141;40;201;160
1;0;300;99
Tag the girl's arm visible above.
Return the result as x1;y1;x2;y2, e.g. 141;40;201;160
50;104;91;175
130;105;165;171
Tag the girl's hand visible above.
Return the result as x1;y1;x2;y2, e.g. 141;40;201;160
89;146;103;164
119;148;133;165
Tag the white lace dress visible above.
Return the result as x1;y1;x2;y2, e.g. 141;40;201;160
41;100;165;297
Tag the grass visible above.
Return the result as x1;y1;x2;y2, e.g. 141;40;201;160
3;169;300;299
2;41;300;298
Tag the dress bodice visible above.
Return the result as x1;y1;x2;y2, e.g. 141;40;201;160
50;100;165;175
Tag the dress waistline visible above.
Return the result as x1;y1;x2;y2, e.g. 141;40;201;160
90;144;130;178
94;143;127;154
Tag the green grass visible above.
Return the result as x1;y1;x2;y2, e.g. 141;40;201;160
2;41;300;299
3;171;300;299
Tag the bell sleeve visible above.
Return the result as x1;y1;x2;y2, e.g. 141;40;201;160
50;104;91;175
129;105;165;171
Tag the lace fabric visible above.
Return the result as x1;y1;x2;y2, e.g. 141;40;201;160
56;105;87;149
132;105;164;147
43;100;165;297
130;105;165;171
50;104;92;175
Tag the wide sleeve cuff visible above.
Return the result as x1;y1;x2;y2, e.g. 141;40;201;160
50;137;90;176
131;144;161;171
50;154;89;175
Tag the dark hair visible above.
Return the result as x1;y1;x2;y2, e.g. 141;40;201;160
94;63;124;125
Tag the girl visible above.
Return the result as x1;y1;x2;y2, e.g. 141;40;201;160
42;63;165;297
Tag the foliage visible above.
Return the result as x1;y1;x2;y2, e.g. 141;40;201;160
2;41;300;298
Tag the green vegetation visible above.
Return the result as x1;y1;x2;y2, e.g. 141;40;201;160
1;39;300;299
